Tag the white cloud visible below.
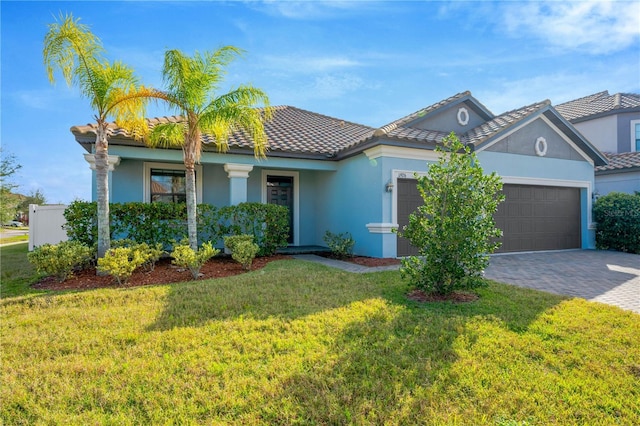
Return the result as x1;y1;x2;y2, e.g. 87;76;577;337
502;0;640;55
261;54;363;73
311;74;366;99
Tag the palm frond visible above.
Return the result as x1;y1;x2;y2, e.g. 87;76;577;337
43;12;104;88
146;122;187;149
162;46;244;113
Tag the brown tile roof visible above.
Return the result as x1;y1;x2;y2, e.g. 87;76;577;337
555;91;640;122
596;151;640;173
71;106;375;158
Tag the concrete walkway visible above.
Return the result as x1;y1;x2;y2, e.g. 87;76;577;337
294;250;640;314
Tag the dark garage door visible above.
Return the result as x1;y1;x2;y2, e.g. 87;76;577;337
494;184;581;253
396;180;581;256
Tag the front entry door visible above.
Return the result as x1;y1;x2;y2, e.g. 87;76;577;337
267;175;294;244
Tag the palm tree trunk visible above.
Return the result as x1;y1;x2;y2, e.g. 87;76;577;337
95;122;110;260
183;140;198;251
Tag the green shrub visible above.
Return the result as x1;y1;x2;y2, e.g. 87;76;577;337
27;241;93;282
64;201;289;255
171;240;219;279
398;132;504;295
593;192;640;254
323;230;355;259
97;247;146;285
112;239;164;272
225;235;259;270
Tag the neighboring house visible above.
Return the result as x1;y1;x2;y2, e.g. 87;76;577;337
72;91;607;257
555;91;640;195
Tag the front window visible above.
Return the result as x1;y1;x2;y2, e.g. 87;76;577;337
150;169;187;203
635;122;640;151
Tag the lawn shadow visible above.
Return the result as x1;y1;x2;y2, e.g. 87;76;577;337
268;282;567;423
148;260;397;331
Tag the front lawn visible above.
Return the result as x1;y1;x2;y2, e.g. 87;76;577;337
1;253;639;424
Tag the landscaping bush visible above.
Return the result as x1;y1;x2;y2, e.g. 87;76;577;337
112;239;164;272
225;235;260;270
223;203;289;256
323;230;355;259
27;241;93;282
97;247;146;285
64;201;289;256
593;192;640;254
170;240;219;279
398;132;504;295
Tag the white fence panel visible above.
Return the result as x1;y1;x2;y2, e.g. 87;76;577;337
29;204;68;251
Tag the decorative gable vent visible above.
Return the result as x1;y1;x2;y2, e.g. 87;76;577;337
457;107;469;126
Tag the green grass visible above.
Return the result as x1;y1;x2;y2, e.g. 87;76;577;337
0;234;29;245
1;253;639;425
0;243;44;298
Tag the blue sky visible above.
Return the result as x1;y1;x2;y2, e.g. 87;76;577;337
2;0;639;203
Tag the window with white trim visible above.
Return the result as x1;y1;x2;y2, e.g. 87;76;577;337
143;162;202;203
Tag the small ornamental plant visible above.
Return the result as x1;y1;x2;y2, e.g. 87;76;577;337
112;239;165;272
398;132;504;295
225;235;259;270
171;240;219;279
97;247;146;285
323;230;355;259
27;241;93;282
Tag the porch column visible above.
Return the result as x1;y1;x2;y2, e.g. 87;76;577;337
83;154;121;201
224;163;253;205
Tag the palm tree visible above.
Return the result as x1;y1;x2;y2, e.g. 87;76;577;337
44;13;160;258
146;47;272;250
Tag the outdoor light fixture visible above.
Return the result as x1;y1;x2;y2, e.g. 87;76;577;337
385;180;394;192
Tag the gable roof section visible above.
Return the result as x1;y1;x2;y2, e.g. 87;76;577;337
72;106;375;160
596;151;640;174
373;91;494;136
555;91;640;122
464;100;551;147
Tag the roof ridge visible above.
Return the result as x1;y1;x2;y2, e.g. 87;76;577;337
374;91;471;136
555;90;609;107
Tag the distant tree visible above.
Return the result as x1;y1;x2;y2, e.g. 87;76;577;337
16;189;47;223
43;13;163;258
0;149;22;224
145;47;272;250
398;132;505;295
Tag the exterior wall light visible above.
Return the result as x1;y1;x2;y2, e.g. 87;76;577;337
386;181;394;192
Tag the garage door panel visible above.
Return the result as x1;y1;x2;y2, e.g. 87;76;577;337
495;184;581;253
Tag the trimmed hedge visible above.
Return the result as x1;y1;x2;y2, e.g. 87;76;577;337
593;192;640;254
64;201;289;256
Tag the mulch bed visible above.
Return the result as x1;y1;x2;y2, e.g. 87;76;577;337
31;255;292;291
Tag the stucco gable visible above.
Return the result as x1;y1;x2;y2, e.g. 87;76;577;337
484;117;590;162
373;91;493;136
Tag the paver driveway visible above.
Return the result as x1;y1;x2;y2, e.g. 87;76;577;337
484;250;639;314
